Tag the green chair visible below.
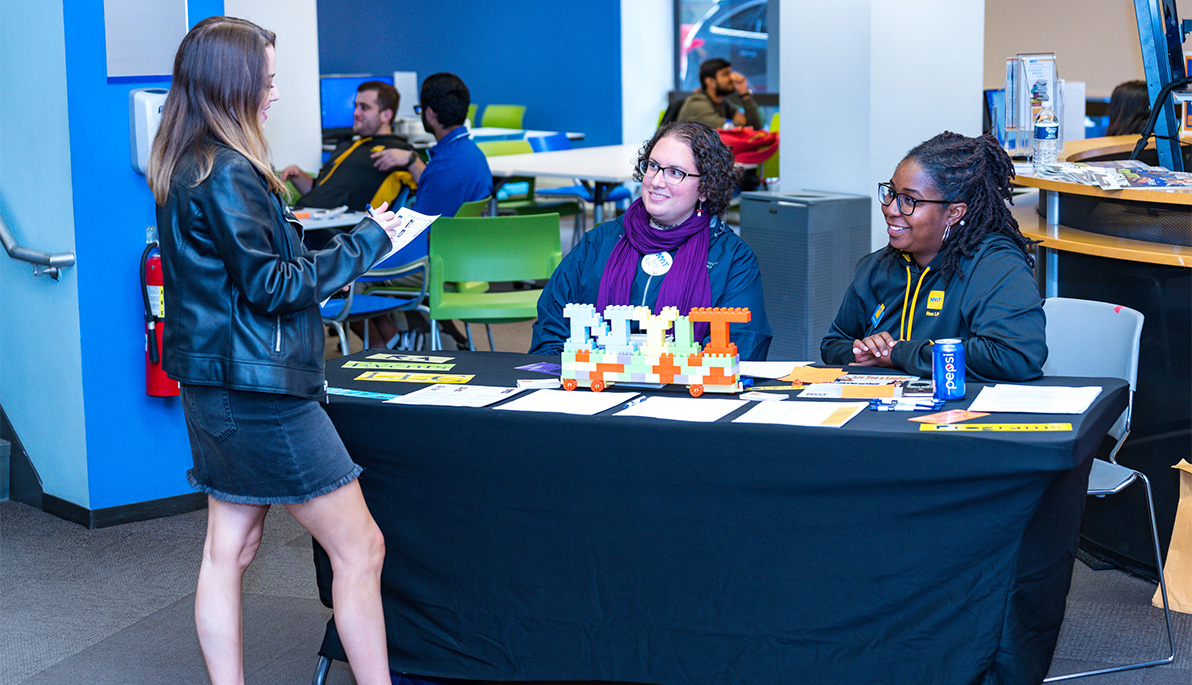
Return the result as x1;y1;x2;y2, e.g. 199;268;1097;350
467;103;478;128
480;104;526;129
454;195;490;218
428;214;562;351
478;140;584;233
451;196;495;295
762;112;780;188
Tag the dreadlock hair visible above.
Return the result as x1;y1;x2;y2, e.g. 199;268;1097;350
882;131;1037;282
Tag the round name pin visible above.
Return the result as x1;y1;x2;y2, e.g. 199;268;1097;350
641;252;673;276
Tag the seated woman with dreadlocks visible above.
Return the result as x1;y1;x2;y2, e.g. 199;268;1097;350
820;131;1046;381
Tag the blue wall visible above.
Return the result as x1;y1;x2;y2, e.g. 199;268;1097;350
316;0;623;146
1;0;89;505
62;0;223;510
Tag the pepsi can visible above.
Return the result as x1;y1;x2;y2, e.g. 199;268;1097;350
932;339;966;400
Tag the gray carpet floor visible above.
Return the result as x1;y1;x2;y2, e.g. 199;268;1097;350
3;499;1190;684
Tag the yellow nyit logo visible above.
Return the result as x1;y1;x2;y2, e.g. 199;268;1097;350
925;290;945;316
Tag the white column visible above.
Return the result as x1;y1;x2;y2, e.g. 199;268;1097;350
622;0;674;147
225;0;324;172
782;0;985;249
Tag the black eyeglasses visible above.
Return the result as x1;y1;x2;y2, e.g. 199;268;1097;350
639;159;700;184
413;104;423;115
878;182;951;215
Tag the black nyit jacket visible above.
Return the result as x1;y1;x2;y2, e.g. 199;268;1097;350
157;143;388;398
820;232;1047;382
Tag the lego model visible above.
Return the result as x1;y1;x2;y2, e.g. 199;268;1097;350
559;303;751;397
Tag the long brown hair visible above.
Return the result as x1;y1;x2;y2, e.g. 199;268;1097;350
146;16;286;204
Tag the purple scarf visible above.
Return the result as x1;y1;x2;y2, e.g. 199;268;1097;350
596;198;712;342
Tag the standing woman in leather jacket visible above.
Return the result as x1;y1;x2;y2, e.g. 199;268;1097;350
147;17;398;685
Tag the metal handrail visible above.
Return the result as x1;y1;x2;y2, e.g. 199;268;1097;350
0;210;75;280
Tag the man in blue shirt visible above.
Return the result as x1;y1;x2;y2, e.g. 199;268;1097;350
369;73;491;349
371;72;492;216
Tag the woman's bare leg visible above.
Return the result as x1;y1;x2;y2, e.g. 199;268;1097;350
195;496;269;685
286;480;388;685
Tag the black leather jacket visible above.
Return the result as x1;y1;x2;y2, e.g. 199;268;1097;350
156;144;389;398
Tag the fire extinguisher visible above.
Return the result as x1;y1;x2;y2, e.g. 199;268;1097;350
141;241;180;397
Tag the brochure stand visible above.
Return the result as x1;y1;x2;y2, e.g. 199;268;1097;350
1004;53;1063;158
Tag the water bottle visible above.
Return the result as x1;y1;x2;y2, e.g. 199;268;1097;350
1032;107;1059;174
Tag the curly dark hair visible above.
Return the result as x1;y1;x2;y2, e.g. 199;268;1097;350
634;121;742;218
881;131;1036;282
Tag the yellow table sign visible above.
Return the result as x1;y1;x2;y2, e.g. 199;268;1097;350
353;371;473;384
344;361;455;371
919;423;1072;432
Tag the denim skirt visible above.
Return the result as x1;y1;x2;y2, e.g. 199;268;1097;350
181;384;362;505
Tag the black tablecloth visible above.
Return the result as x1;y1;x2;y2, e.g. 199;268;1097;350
315;351;1127;684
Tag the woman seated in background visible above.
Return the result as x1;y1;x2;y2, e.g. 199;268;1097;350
1106;80;1150;137
530;121;772;360
820;131;1046;382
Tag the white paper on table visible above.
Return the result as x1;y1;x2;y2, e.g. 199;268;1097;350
375;207;440;265
615;396;746;422
740;391;787;401
966;384;1102;414
733;400;868;428
493;389;638;416
798;384;845;399
517;378;561;389
384;384;524;408
309;205;348;219
739;361;811;379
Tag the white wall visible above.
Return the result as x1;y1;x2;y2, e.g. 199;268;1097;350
225;0;323;172
622;0;674;147
0;0;89;505
984;0;1192;98
783;0;985;249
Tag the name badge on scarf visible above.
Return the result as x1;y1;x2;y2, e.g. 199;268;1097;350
641;252;673;276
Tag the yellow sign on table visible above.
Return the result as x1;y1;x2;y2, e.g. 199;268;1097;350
354;371;473;384
344;361;455;371
919;423;1072;432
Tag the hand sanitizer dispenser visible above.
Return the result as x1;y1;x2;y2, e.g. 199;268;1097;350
130;88;168;175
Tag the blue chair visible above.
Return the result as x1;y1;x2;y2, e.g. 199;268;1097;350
320;188;430;355
531;133;633;242
320;259;428;355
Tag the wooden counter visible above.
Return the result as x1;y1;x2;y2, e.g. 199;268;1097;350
1010;136;1192;270
1012;135;1192;205
1012;190;1192;267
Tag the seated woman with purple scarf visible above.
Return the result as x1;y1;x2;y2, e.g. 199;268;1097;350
530;121;772;360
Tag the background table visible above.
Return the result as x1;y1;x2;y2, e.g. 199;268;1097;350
483;143;640;224
316;351;1127;684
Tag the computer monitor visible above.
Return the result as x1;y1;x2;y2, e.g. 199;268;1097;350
1084;97;1111;138
319;74;395;132
983;89;1005;145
